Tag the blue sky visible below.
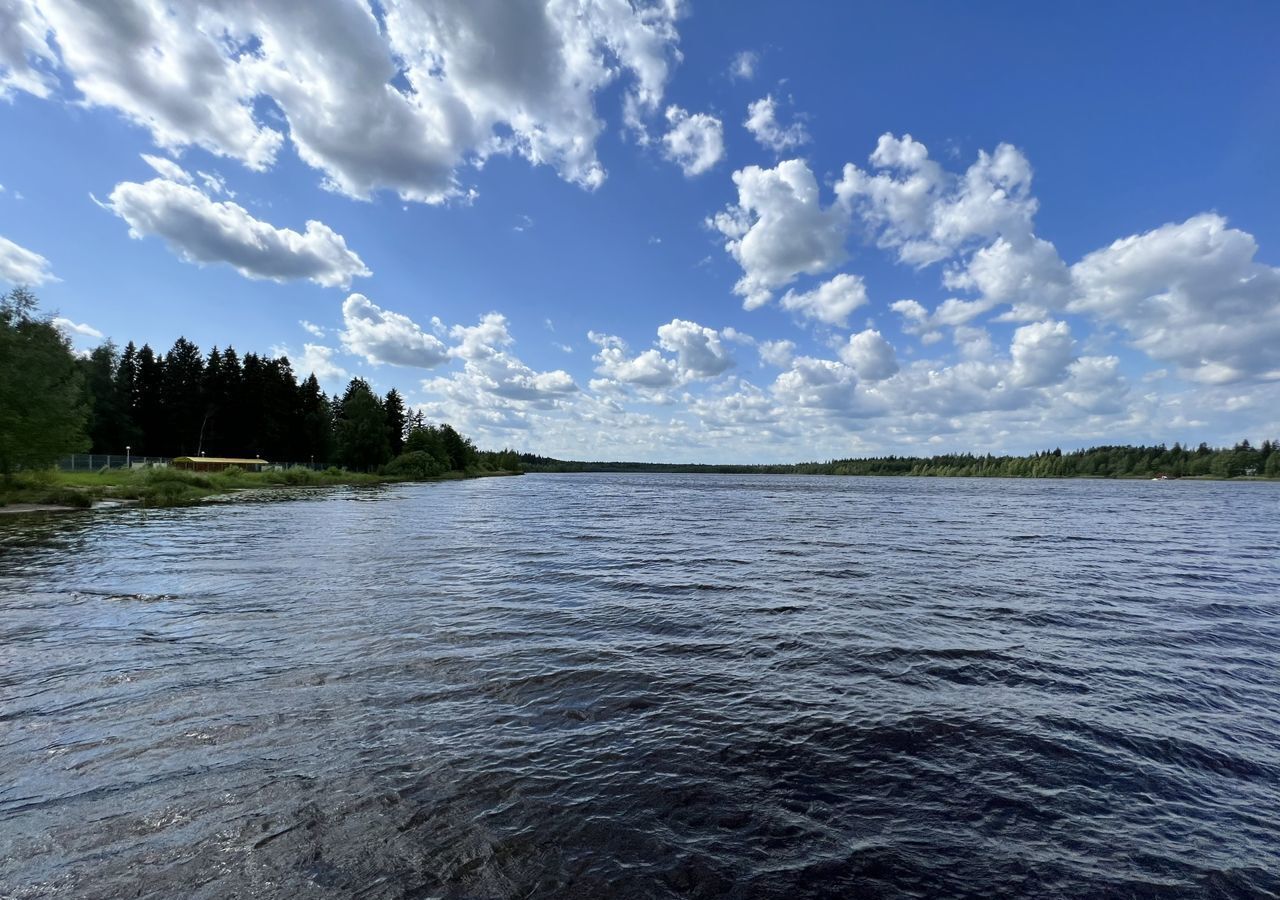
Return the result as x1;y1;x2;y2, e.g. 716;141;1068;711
2;0;1278;462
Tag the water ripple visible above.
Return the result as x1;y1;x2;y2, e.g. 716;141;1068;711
1;474;1279;898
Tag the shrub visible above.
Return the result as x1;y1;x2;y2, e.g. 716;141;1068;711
384;450;447;480
139;467;214;489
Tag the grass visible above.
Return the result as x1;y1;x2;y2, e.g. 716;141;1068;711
0;464;517;510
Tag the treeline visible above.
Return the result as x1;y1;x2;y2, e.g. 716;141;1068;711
1;288;519;476
522;441;1280;479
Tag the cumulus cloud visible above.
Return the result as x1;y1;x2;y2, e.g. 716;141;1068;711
771;356;883;417
836;133;1041;267
661;106;724;176
1008;320;1075;388
1069;214;1280;383
590;331;679;388
656;318;734;376
711;159;847;309
780;273;869;326
278;342;350;383
744;95;809;153
0;235;58;285
839;329;899;381
757;339;796;368
103;176;370;288
424;312;577;408
300;320;326;338
591;318;735;390
340;293;450;368
14;0;684;202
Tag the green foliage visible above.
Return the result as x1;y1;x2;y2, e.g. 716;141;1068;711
383;388;407;456
335;378;391;470
385;450;448;479
521;441;1280;479
0;288;90;477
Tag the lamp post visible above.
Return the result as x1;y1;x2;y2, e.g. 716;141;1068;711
125;445;131;468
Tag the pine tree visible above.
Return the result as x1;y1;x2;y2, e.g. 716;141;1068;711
297;374;334;465
80;341;136;453
383;388;407;456
134;344;165;456
162;337;205;456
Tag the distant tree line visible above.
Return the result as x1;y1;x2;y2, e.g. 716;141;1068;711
1;288;519;475
522;441;1280;479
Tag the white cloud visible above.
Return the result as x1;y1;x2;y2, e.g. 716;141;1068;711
1070;213;1280;383
196;170;233;198
140;154;192;184
590;318;736;390
661;106;724;176
839;329;899;381
744;95;808;153
771;356;884;417
947;235;1071;319
52;316;102;340
590;331;679;388
0;235;58;285
836;133;1040;267
1008;320;1075;388
0;0;57;99
711;159;847;309
424;312;577;409
340;293;450;368
300;320;326;338
297;343;349;383
780;272;869;326
656;318;734;376
729;50;757;81
15;0;684;202
757;339;795;368
103;176;370;288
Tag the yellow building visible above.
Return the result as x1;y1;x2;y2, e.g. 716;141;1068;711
171;456;269;473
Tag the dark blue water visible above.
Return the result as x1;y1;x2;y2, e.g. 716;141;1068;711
2;474;1279;898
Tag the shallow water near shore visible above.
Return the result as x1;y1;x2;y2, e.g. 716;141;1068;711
2;473;1279;898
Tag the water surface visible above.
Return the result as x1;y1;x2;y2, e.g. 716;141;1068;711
2;474;1279;898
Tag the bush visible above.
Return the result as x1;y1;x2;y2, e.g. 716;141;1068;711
39;487;92;508
262;466;321;486
138;467;214;489
384;450;447;480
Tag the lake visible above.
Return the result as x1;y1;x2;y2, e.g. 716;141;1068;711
2;474;1279;898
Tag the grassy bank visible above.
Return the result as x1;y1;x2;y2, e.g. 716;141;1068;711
0;465;518;511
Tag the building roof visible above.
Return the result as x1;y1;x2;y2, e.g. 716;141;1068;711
171;457;270;464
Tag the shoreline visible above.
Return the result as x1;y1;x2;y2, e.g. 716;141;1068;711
0;468;522;516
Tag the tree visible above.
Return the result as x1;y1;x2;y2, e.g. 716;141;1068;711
439;422;478;471
383;388;407;456
80;341;136;453
0;288;89;476
162;336;205;455
134;344;165;456
335;378;391;470
297;374;334;464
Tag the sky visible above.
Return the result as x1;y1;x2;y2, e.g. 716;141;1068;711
1;0;1278;463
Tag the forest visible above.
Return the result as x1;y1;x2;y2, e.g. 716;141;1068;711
1;288;519;478
522;440;1280;479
